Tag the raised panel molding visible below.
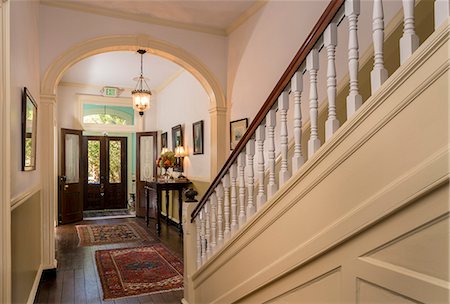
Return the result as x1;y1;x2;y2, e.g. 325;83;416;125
357;279;421;304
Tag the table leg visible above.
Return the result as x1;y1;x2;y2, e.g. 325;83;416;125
165;190;170;225
156;189;161;235
178;189;183;235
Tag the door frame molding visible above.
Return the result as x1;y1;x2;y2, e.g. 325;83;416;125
0;0;11;302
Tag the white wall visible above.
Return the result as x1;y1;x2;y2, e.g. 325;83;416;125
39;4;227;94
150;71;210;180
10;0;41;199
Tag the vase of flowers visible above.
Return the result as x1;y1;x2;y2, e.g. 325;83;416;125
156;150;176;181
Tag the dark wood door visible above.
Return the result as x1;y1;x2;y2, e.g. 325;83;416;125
136;132;157;217
84;136;127;210
60;128;84;224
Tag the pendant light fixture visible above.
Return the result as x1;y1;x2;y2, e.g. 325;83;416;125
132;49;152;116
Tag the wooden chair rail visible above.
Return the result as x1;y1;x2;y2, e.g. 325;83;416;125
191;0;345;222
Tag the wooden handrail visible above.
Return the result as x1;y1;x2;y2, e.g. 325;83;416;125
191;0;345;222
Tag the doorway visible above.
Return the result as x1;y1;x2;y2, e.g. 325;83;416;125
83;136;128;211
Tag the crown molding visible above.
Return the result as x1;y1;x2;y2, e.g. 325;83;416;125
40;0;227;36
226;0;268;34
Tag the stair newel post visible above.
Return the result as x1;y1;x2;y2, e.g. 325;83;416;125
400;0;419;64
237;152;247;227
345;0;363;117
435;0;450;30
371;0;388;94
291;71;304;171
255;124;266;210
204;202;211;259
278;92;291;186
200;209;207;265
195;218;202;269
307;48;321;159
246;139;256;217
266;109;278;198
324;22;340;140
229;163;238;234
209;194;217;252
222;173;231;241
215;184;224;246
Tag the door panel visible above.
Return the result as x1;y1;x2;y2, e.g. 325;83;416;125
136;132;157;217
106;137;127;209
60;128;83;224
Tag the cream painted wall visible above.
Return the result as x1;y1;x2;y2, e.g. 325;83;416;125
10;0;41;199
151;71;211;180
39;4;227;95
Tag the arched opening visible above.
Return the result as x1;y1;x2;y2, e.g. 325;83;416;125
39;34;227;269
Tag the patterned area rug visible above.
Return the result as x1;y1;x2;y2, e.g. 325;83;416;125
95;244;184;300
76;222;154;246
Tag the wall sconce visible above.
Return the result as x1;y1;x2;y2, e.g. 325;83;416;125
174;145;187;177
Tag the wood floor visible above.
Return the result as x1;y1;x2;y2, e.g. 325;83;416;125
34;217;184;304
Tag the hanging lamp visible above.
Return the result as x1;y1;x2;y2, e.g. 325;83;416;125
132;49;152;116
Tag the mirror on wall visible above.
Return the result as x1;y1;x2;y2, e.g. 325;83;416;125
22;87;38;171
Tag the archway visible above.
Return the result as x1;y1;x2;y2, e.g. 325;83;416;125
39;34;227;269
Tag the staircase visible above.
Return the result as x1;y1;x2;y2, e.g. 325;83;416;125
184;1;450;303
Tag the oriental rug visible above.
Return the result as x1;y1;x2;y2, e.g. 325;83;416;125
95;244;184;300
76;222;153;246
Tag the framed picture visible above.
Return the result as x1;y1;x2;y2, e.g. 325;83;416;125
171;124;183;151
230;118;248;150
161;132;168;149
192;120;204;155
22;87;38;171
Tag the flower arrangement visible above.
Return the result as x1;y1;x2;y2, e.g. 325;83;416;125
156;150;176;169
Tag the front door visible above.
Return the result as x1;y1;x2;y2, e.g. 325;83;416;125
60;128;84;224
84;136;128;210
136;132;158;217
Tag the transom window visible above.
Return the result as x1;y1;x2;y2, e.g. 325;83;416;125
82;104;134;126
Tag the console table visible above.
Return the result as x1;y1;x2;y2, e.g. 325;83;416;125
144;179;191;235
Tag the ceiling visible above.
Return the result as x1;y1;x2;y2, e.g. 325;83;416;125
61;51;182;90
43;0;262;34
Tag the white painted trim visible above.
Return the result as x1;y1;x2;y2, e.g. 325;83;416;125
181;298;190;304
0;1;11;302
26;264;43;304
40;0;227;36
59;81;133;93
10;185;41;211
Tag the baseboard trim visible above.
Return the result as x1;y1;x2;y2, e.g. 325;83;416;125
26;264;43;304
181;298;190;304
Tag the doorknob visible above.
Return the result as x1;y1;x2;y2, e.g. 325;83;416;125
64;185;69;190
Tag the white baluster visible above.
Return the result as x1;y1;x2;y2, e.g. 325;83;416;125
209;194;217;252
196;218;201;268
200;209;207;265
266;109;278;197
279;92;291;186
400;0;419;64
215;184;224;246
346;0;363;117
255;125;266;210
324;22;340;140
229;163;238;234
237;152;246;227
246;139;256;217
371;0;388;94
204;203;211;259
222;173;231;240
435;0;450;30
307;49;321;158
291;71;304;171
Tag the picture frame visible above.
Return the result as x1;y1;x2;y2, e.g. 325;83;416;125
192;120;204;155
171;124;183;151
161;132;168;149
22;87;38;171
230;118;248;150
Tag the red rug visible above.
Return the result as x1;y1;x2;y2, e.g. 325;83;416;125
95;244;183;299
76;222;154;246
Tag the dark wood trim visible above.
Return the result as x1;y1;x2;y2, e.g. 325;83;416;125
191;0;345;222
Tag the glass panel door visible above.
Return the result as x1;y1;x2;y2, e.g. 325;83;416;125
65;133;80;183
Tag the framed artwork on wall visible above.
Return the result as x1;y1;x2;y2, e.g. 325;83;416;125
161;132;168;149
22;87;38;171
171;124;183;151
230;118;248;150
192;120;204;155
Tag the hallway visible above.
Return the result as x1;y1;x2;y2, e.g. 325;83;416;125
34;217;183;304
